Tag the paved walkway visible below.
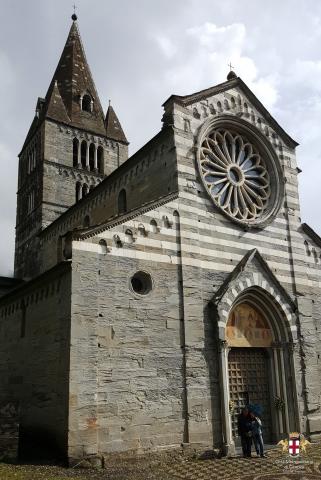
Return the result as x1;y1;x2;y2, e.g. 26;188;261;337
155;443;321;480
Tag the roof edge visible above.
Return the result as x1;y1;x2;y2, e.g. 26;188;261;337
0;261;71;305
162;76;299;149
72;191;179;240
301;223;321;249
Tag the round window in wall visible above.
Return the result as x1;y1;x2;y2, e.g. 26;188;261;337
130;271;153;295
197;121;283;228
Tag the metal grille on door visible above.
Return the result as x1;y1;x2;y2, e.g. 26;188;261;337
228;348;272;442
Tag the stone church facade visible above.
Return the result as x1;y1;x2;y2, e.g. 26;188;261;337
0;16;321;464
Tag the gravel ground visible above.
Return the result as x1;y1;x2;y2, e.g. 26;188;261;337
1;445;321;480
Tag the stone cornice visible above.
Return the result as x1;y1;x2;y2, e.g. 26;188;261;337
73;192;179;240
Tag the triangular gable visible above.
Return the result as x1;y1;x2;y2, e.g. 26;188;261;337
212;248;296;312
45;81;71;124
163;76;298;149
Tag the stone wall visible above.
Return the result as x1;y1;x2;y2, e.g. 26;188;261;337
68;226;186;460
0;263;71;457
0;402;19;462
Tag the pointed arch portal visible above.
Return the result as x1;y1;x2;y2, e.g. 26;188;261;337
216;284;299;455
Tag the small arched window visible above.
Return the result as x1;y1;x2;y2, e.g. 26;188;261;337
83;215;90;228
150;219;158;233
192;107;200;119
138;224;147;237
76;182;82;202
82;94;92;113
113;234;122;248
82;183;89;198
162;215;172;228
97;146;104;174
99;239;108;254
73;138;79;167
118;189;127;214
125;229;134;244
304;240;311;256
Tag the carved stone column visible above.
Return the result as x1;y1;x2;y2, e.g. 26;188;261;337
218;339;235;456
271;342;286;436
286;341;301;433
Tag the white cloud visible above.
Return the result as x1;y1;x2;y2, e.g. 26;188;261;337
155;36;177;59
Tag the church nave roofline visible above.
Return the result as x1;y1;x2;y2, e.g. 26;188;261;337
163;75;298;149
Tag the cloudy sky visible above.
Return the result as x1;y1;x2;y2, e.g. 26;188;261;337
1;0;321;276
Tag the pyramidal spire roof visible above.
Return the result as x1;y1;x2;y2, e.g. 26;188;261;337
105;103;128;143
20;16;129;153
44;18;106;135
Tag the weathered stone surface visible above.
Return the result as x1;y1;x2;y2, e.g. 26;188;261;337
0;403;19;462
308;415;321;433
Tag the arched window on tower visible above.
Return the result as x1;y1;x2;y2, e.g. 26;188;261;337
118;189;127;214
81;141;87;169
82;183;89;198
82;94;92;113
150;219;158;233
99;239;108;254
73;138;79;167
97;146;104;174
89;143;95;171
76;182;82;202
83;215;90;228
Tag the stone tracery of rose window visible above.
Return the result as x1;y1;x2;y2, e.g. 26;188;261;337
199;128;271;224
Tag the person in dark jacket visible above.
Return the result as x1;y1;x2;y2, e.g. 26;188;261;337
249;411;266;457
237;407;252;457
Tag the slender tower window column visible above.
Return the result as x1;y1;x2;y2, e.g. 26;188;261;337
86;142;90;170
94;145;98;172
77;139;81;167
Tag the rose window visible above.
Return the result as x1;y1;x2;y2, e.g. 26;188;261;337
198;128;271;224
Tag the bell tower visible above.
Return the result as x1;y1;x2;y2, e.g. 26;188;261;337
14;14;128;279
